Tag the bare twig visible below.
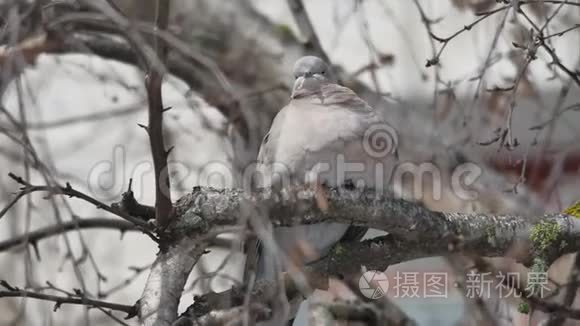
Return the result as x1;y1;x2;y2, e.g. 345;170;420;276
0;217;137;253
142;1;173;228
517;7;580;88
286;0;331;64
99;264;153;299
0;280;138;319
1;173;156;238
426;5;510;67
112;179;156;221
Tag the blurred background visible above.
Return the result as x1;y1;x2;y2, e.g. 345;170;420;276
1;0;580;325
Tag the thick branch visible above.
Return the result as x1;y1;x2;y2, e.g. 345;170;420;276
172;187;580;267
139;238;205;326
133;186;580;325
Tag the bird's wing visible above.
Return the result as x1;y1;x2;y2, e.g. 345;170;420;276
318;83;375;113
256;103;289;165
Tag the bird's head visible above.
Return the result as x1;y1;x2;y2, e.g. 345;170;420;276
291;56;334;98
293;56;330;80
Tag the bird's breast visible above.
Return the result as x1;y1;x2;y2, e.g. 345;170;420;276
266;104;390;188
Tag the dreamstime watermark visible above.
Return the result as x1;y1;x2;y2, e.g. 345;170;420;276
86;146;236;201
358;270;550;300
86;122;483;203
362;123;398;158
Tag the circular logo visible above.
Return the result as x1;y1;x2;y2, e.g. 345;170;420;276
359;270;389;299
362;123;398;158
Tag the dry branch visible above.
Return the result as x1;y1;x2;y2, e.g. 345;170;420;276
0;217;137;253
171;187;580;267
142;0;173;228
1;173;154;232
136;185;580;325
0;280;138;319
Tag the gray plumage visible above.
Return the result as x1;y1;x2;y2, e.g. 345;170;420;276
292;55;331;79
250;55;393;281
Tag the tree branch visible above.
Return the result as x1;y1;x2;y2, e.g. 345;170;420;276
0;218;137;253
1;173;156;237
285;0;331;64
139;238;206;326
143;0;173;228
135;185;580;325
0;280;138;319
171;187;580;267
178;262;416;325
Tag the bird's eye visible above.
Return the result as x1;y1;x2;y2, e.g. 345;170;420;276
321;71;326;75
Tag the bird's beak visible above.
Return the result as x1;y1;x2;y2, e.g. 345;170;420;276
302;72;325;80
291;76;306;98
312;73;325;80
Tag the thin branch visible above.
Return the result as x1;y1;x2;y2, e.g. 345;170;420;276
0;280;138;319
286;0;331;64
425;4;510;67
0;218;137;253
111;179;156;221
143;0;172;228
1;173;157;239
543;24;580;40
24;103;144;130
99;264;153;299
350;53;395;78
517;7;580;88
411;0;441;113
